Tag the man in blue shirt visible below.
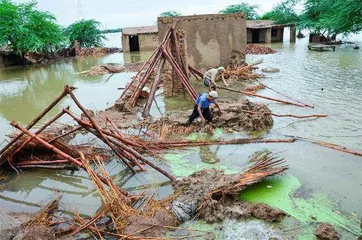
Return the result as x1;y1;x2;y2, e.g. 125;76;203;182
185;91;223;132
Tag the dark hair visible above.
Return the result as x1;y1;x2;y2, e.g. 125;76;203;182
211;85;217;91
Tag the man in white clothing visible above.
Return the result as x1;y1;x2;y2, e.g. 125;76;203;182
202;67;229;90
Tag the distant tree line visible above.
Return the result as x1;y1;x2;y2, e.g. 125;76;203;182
101;28;122;34
162;0;362;38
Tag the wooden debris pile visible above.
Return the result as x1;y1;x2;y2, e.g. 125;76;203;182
60;150;289;239
246;44;276;55
87;62;143;76
119;24;198;118
0;85;175;182
63;157;180;239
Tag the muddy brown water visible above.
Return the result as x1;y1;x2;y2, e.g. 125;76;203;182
0;36;361;238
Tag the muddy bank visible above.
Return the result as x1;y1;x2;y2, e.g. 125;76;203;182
171;156;287;223
315;223;340;240
96;99;273;135
0;208;60;240
87;62;143;76
199;197;286;223
2;47;122;67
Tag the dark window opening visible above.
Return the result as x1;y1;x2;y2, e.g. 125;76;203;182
129;35;140;52
272;29;278;37
252;30;260;43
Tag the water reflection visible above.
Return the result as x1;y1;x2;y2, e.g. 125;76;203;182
199;146;221;164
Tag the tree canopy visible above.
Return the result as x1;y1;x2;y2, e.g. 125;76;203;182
260;0;300;25
219;3;260;20
64;19;106;48
261;0;362;37
299;0;362;36
159;11;181;17
0;0;64;61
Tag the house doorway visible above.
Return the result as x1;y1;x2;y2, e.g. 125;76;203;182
252;30;260;43
129;35;140;52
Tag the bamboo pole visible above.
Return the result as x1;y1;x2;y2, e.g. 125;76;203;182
292;136;362;157
240;110;327;119
127;29;173;106
63;110;143;150
218;86;309;108
11;121;83;166
15;160;69;166
48;125;83;144
11;121;130;196
153;138;296;148
256;80;314;108
142;59;165;118
63;109;137;172
11;108;69;159
102;133;175;181
162;48;197;100
119;26;173;100
188;65;203;78
0;85;74;159
130;50;164;107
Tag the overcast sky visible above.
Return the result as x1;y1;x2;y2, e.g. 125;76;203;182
29;0;283;29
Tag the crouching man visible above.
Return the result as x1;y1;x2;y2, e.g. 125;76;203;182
185;91;223;132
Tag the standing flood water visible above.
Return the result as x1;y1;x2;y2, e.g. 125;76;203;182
0;36;361;238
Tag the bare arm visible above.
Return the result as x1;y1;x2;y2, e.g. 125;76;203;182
221;72;229;87
198;102;205;122
214;101;222;112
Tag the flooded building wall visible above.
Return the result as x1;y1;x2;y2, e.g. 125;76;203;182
271;28;284;42
247;27;284;43
138;34;159;51
122;33;159;52
158;13;247;71
122;26;159;53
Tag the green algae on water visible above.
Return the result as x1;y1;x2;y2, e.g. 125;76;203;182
240;175;361;236
163;149;239;177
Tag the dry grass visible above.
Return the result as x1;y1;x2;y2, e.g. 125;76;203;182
82;155;135;232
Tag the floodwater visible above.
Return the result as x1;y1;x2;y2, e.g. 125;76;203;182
0;34;361;238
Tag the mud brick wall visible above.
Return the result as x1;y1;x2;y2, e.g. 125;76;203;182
122;33;159;52
158;13;247;71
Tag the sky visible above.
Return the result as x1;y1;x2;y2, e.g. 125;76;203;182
28;0;283;29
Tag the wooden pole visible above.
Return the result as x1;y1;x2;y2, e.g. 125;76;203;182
11;108;69;159
240;110;327;119
218;86;309;108
162;48;197;100
48;125;83;144
11;121;83;166
293;136;362;157
256;80;314;108
63;109;137;172
10;121;130;196
0;85;74;159
142;59;165;118
152;137;296;148
130;50;164;107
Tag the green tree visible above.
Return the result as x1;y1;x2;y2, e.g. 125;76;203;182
299;0;362;37
220;3;260;20
64;19;106;48
260;0;300;25
0;0;65;65
159;11;181;17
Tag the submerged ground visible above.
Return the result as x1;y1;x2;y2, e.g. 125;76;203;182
0;35;361;239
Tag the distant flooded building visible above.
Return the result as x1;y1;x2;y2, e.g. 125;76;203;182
0;46;19;68
246;20;296;43
121;26;159;52
158;13;247;71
